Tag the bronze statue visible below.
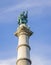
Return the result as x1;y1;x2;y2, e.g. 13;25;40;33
18;11;28;25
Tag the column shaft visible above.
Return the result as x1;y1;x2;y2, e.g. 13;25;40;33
15;24;33;65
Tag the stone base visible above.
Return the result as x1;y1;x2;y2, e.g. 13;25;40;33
16;60;31;65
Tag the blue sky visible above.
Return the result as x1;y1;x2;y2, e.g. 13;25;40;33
0;0;51;65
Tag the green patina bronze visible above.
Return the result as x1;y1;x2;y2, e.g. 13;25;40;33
18;11;28;25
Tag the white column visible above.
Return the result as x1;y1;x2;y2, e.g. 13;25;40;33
17;34;30;59
15;24;33;65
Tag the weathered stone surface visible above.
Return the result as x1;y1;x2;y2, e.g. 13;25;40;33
15;24;33;37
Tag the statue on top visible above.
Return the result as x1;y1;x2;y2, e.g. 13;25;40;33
18;11;28;25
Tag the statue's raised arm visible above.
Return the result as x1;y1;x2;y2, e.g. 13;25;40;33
18;11;28;25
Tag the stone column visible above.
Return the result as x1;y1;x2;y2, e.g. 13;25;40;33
15;24;33;65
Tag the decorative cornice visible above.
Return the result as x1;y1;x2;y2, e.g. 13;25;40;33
14;25;33;37
16;58;32;64
17;44;31;50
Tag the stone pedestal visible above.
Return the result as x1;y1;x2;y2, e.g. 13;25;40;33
15;24;33;65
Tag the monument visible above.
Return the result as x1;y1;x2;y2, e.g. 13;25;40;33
14;11;33;65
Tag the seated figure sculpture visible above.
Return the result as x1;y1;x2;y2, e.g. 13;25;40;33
18;11;28;25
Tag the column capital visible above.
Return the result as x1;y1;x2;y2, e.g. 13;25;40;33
14;24;33;37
